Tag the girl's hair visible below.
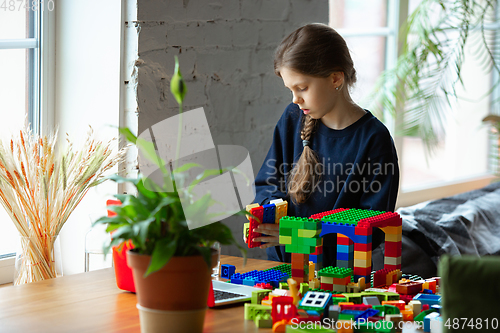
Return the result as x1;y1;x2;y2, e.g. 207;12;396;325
274;23;356;204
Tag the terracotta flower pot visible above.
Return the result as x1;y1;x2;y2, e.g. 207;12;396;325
127;249;217;333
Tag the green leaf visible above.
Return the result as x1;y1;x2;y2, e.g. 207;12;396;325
170;56;187;105
132;218;156;249
119;127;138;144
145;238;177;277
102;236;128;259
107;174;139;186
198;246;213;272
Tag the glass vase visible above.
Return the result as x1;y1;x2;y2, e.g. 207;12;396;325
14;234;63;285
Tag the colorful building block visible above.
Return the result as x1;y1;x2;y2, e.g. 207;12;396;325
220;264;236;279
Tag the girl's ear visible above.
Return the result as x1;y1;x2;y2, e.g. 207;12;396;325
330;72;344;89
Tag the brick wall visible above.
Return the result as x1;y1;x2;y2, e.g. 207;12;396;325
135;0;328;258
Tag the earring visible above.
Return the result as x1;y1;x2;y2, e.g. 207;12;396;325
336;87;339;91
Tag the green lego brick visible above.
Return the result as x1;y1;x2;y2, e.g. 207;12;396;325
297;228;321;237
299;283;309;295
303;220;322;230
341;293;362;304
255;313;273;328
279;235;292;245
296;237;322;247
279;227;293;236
244;303;272;320
338;313;355;321
323;208;385;224
251;289;271;304
373;304;401;316
280;216;321;229
265;264;292;276
362;291;400;302
318;266;353;278
279;282;289;290
292;245;316;254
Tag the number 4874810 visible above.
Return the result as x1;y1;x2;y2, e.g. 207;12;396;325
445;318;499;330
0;1;55;12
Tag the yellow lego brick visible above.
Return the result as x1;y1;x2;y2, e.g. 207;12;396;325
384;256;402;266
320;276;333;284
279;235;292;245
353;251;371;261
381;226;402;235
245;203;259;221
297;228;321;237
275;201;288;224
244;223;250;240
354;258;371;268
385;232;402;242
308;262;315;281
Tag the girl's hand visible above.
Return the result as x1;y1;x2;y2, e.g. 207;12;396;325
253;223;281;249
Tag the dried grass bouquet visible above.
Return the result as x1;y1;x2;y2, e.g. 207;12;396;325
0;127;126;284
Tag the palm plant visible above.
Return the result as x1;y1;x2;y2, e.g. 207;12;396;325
369;0;500;151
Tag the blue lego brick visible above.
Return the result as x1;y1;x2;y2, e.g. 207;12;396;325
337;252;352;261
309;254;323;264
230;269;289;287
243;278;256;286
413;293;441;307
262;204;276;224
320;222;372;244
355;308;379;321
231;276;243;284
220;264;236;279
337;244;354;253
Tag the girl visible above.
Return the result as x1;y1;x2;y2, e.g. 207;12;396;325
251;23;399;267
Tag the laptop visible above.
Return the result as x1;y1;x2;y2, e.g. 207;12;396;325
211;280;266;306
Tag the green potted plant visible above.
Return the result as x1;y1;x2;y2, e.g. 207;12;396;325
93;57;247;333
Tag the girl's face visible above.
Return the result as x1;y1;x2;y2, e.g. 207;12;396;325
280;67;342;119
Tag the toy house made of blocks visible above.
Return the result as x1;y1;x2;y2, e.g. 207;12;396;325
279;207;402;284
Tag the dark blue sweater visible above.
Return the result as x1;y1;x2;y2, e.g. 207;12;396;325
253;103;399;265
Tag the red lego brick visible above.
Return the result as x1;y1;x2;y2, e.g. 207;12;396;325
396;281;423;295
321;283;333;291
384;264;401;270
359;212;402;228
312;246;323;255
247;217;261;248
354;243;371;252
272;296;297;324
340;304;372;311
292;268;307;278
249;206;264;223
309;208;348;220
337;234;354;245
384;241;402;257
373;268;392;288
355;225;372;236
354;267;371;277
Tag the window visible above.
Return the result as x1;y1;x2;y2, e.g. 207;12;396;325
329;0;495;207
0;3;51;282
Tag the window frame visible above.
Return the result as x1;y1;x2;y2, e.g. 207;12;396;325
332;0;497;208
0;4;55;284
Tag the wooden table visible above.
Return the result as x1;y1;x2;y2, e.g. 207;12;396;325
0;255;279;333
0;255;421;332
